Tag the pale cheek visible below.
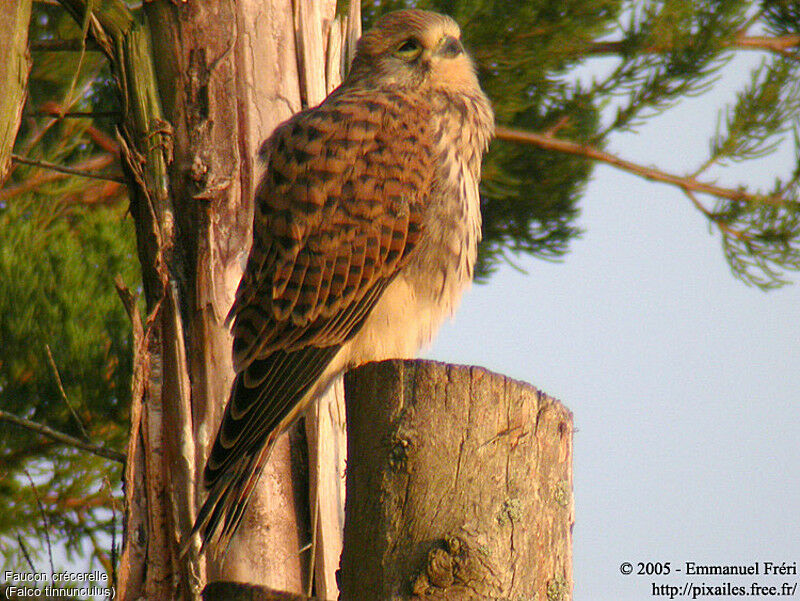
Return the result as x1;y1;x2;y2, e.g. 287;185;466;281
432;58;478;90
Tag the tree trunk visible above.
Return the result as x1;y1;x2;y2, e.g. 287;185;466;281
67;0;362;598
340;360;574;601
142;0;309;592
0;0;31;185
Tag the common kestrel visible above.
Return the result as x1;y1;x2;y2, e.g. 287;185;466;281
191;8;494;552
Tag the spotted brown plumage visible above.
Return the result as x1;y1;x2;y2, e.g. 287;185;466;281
190;8;494;553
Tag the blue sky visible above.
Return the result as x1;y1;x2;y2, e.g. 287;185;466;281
428;53;800;600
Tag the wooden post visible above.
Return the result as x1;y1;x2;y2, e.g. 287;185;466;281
205;359;574;600
340;359;574;601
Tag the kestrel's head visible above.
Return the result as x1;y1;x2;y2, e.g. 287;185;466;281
347;9;480;92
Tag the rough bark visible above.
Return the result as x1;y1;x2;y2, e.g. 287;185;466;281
0;0;32;185
52;0;360;598
142;0;309;592
52;2;182;598
340;360;574;601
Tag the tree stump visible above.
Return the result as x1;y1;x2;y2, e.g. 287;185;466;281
339;359;573;601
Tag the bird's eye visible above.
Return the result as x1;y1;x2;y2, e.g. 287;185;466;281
394;38;422;60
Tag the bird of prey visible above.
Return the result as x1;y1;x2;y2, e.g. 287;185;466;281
191;8;494;552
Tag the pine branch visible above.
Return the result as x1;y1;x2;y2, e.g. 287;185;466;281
42;493;113;511
586;34;800;57
735;34;800;56
0;153;118;201
0;442;58;470
683;189;748;242
494;125;785;206
496;125;800;288
15;76;100;160
23;469;55;579
45;344;90;442
0;409;126;464
24;109;121;119
11;154;125;183
31;101;121;153
16;535;37;573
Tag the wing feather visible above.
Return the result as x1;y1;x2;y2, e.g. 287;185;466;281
192;87;437;551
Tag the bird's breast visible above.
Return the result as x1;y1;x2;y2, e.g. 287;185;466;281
342;91;489;367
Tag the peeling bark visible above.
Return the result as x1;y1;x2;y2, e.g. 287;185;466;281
86;0;360;597
142;0;302;591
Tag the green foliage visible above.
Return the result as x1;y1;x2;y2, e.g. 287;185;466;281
763;0;800;36
0;191;137;568
716;193;800;289
709;59;800;164
479;91;596;275
0;2;136;571
700;55;800;287
0;195;136;438
596;1;746;134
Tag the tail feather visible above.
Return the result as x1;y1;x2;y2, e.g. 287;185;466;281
183;436;276;556
183;346;341;557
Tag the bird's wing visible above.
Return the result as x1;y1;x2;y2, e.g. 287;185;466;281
229;89;436;366
194;88;438;548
